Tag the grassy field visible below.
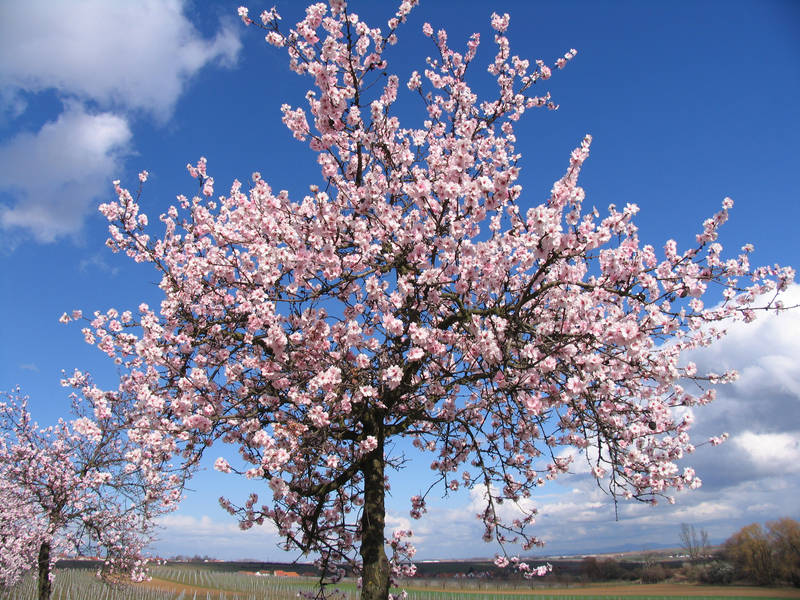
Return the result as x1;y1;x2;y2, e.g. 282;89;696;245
2;565;798;600
133;565;800;600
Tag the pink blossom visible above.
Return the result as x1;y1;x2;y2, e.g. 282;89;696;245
360;436;379;455
214;457;232;473
490;12;510;33
709;432;730;446
382;364;403;389
407;347;424;361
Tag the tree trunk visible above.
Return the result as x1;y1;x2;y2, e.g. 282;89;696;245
360;425;390;600
37;540;52;600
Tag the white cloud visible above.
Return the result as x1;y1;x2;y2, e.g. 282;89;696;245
662;500;740;523
157;513;277;537
0;103;131;242
0;0;241;119
733;431;800;473
677;284;800;489
79;253;120;276
538;498;607;521
152;513;287;560
0;0;242;243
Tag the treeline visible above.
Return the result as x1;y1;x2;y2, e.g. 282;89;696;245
576;517;800;587
680;517;800;587
722;517;800;586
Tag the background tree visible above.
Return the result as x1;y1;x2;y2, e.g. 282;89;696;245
679;523;710;562
724;523;776;585
639;552;668;584
68;2;794;599
0;387;180;600
0;477;41;590
719;518;800;587
768;517;800;587
697;560;734;585
581;556;623;582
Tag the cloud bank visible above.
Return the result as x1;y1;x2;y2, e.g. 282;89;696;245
152;514;285;560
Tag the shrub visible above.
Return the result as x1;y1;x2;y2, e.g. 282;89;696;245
639;564;667;584
698;561;735;585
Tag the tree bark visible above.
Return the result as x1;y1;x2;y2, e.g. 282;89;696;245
360;423;390;600
37;540;51;600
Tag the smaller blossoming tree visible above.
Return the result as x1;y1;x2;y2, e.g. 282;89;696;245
0;387;181;600
0;477;42;591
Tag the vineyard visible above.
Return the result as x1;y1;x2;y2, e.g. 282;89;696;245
0;568;178;600
2;566;799;600
0;567;332;600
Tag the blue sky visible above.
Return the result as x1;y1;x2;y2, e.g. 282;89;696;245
1;0;799;561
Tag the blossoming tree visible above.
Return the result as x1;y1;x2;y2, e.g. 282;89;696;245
0;388;180;600
0;476;41;591
70;1;793;599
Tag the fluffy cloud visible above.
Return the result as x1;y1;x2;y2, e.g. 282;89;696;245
152;513;285;560
677;285;800;489
733;431;800;473
0;103;131;243
0;0;242;242
0;0;241;119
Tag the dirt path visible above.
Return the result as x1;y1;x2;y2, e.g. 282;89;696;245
136;575;316;599
137;576;240;597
